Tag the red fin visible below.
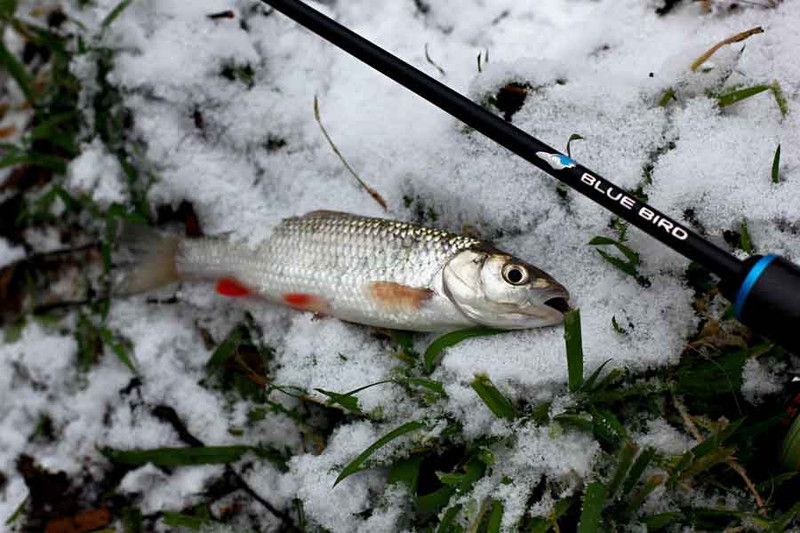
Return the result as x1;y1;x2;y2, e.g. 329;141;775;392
369;281;433;311
283;293;328;313
215;277;252;297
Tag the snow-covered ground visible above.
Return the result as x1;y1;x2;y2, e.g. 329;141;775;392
2;0;799;530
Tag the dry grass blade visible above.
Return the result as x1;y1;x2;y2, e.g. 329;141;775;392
690;27;764;72
424;43;446;76
313;96;387;211
672;395;766;514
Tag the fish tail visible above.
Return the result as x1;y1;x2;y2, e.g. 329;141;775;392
113;223;182;295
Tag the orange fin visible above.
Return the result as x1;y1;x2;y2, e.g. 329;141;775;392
215;277;252;298
283;293;329;313
369;281;434;311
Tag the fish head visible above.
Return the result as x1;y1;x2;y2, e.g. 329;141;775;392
442;247;570;329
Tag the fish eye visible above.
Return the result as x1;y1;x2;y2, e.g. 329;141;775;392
502;263;529;285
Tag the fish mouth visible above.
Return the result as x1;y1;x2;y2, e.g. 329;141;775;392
543;297;571;314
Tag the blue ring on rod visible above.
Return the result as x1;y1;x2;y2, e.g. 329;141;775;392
734;254;778;319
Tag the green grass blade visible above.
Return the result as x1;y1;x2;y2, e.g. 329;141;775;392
611;316;626;334
0;0;18;18
772;144;781;184
566;133;584;158
486;499;503;533
582;358;612;391
587;236;616;246
418;486;455;515
205;325;244;376
97;326;137;373
770;81;788;117
590;406;629;445
578;482;607;533
717;85;770;108
387;454;424;493
102;0;135;28
596;250;637;276
4;496;27;526
607;441;638;499
334;420;426;486
641;512;678;531
424;328;502;374
691;417;744;458
314;388;362;413
781;415;800;470
0;151;67;172
316;379;395;413
401;377;447;397
161;512;212;530
0;39;35;104
436;505;461;532
740;219;754;254
460;457;487;492
625;475;664;515
564;309;583;392
658;87;675;107
470;374;515;420
120;506;142;533
769;500;800;532
621;446;655;496
101;445;254;466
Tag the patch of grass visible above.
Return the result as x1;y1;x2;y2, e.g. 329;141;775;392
587;233;649;287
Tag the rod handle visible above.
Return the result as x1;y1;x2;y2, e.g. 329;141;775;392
725;255;800;353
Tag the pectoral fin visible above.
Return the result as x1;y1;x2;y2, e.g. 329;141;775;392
369;281;434;311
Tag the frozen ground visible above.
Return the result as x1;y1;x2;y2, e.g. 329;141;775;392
1;0;799;531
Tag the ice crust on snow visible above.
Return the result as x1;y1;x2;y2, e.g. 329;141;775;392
3;0;800;529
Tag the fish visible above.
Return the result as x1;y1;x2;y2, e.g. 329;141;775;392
115;210;571;332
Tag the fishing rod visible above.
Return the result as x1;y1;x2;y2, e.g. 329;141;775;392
260;0;800;353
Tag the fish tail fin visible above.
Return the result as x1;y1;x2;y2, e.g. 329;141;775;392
113;223;182;295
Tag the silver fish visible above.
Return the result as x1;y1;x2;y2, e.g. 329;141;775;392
116;210;570;332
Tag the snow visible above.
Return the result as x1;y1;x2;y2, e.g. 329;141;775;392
3;0;800;530
0;238;25;269
66;138;127;208
634;418;697;456
741;356;784;404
